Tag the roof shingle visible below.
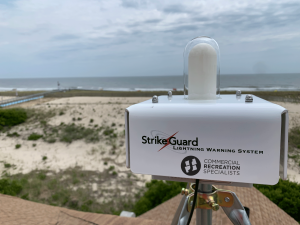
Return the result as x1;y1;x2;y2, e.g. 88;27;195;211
139;185;299;225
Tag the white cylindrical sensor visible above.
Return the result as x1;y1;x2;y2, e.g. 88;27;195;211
183;36;220;100
188;43;217;100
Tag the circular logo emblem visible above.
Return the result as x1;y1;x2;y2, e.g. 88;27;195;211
181;156;201;176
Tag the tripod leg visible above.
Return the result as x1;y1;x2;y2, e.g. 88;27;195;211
177;197;190;225
171;195;188;225
171;183;190;225
221;192;251;225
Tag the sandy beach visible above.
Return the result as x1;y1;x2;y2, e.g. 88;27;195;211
0;96;299;187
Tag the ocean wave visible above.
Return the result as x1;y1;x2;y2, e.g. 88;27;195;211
221;86;300;92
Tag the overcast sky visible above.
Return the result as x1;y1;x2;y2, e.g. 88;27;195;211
0;0;299;78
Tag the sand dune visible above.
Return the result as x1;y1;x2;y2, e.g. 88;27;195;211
0;96;299;184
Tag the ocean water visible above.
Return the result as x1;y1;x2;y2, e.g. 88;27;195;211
0;73;299;92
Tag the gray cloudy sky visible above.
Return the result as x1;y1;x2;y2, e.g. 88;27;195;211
0;0;299;78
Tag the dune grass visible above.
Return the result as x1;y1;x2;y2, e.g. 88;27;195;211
0;167;143;215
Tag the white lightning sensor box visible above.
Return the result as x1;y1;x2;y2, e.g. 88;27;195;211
125;37;288;186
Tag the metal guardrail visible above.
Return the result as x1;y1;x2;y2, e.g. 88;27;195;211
0;89;63;108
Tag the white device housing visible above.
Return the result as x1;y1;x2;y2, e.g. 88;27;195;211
125;95;288;186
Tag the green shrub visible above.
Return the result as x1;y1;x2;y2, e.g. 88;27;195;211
42;156;47;161
32;143;36;147
133;180;186;216
0;179;22;196
15;144;21;149
7;132;20;137
60;124;99;143
254;179;300;222
288;126;300;152
90;119;94;123
103;128;114;136
4;163;12;168
111;123;116;127
108;166;115;171
46;138;56;143
40;120;47;126
0;108;27;130
37;172;46;180
28;133;43;141
59;111;64;116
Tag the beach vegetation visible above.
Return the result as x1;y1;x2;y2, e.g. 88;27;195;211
4;163;12;168
289;126;300;151
0;108;27;130
25;108;56;122
288;126;300;165
59;111;64;116
40;120;47;126
3;90;300;103
108;166;114;171
15;144;21;149
32;143;36;147
111;122;116;127
7;132;20;137
90;119;94;123
103;127;114;136
42;156;47;161
77;117;82;121
254;179;300;222
59;124;99;143
0;166;143;215
0;179;23;196
28;133;43;141
133;180;186;216
37;172;46;180
46;137;56;143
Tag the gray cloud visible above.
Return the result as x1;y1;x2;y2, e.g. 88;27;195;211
165;24;200;34
1;0;300;78
51;34;80;41
144;18;162;24
121;0;147;8
162;4;192;14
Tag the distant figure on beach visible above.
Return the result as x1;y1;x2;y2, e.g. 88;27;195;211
58;81;60;90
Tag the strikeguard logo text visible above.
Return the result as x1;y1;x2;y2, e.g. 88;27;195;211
142;132;199;152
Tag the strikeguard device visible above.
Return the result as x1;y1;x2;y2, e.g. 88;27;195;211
125;37;288;187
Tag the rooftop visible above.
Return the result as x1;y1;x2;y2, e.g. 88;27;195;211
0;184;297;225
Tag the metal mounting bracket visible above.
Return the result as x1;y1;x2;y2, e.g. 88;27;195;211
179;184;251;225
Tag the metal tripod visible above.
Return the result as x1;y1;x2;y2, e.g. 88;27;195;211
171;183;251;225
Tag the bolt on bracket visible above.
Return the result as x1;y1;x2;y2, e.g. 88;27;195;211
183;184;234;212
